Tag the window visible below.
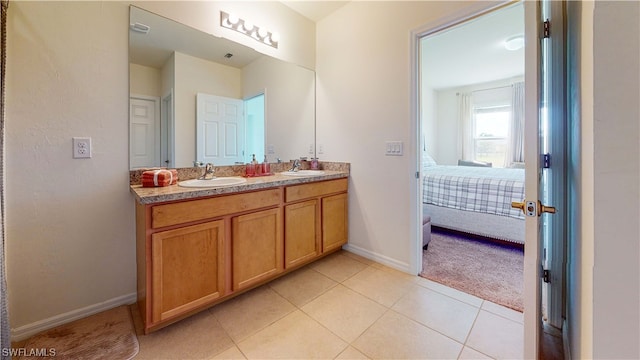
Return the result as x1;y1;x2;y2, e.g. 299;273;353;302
472;105;510;167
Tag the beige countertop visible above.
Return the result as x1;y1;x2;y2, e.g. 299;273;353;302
131;170;349;205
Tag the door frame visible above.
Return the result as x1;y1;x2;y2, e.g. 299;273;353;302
161;89;175;168
409;2;542;359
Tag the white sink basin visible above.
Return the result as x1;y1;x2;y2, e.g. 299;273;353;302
178;177;247;188
281;170;326;176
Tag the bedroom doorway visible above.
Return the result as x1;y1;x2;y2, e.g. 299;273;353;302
416;2;526;309
413;1;567;358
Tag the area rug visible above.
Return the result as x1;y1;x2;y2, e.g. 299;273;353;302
19;305;139;360
420;228;524;312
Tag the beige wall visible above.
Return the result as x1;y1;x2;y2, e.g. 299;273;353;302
316;1;497;269
6;1;133;337
590;1;639;358
130;63;161;97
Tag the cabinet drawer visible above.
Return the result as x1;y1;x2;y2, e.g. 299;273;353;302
152;189;281;228
285;178;348;203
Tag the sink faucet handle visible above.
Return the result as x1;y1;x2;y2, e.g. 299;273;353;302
199;162;215;180
289;159;301;172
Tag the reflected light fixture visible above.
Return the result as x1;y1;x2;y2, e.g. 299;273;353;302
220;11;279;49
504;34;524;51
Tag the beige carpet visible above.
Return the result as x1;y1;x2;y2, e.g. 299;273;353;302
19;305;139;360
420;229;524;312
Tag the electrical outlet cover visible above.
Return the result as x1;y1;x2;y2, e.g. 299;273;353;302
73;137;92;159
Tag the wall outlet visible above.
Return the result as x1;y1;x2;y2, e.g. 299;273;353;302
73;137;92;159
267;144;275;154
318;143;324;154
308;143;314;154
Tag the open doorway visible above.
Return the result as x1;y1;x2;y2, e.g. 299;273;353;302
244;93;266;163
417;2;527;314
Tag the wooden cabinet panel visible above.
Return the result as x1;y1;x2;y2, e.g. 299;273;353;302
137;176;348;334
285;200;319;269
151;220;225;322
152;189;281;228
285;178;348;203
232;208;283;291
322;193;348;252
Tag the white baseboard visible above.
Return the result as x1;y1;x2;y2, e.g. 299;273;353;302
342;244;411;273
11;292;137;342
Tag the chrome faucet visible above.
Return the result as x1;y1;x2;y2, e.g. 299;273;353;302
199;163;216;180
289;159;301;172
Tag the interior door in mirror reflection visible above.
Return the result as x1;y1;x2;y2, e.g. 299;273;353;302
196;93;245;165
130;96;160;169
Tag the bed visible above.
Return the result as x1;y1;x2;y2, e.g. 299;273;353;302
422;162;526;244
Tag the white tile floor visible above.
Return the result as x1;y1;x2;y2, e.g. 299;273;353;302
133;250;524;359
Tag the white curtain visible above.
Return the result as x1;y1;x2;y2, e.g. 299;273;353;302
1;1;9;357
508;82;525;165
458;92;473;161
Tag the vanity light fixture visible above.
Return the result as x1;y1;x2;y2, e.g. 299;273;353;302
504;34;524;51
220;11;279;49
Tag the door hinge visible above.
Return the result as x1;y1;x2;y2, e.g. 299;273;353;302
542;153;551;168
543;269;551;283
415;171;420;179
543;20;550;39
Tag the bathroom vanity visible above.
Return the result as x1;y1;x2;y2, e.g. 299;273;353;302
130;169;349;334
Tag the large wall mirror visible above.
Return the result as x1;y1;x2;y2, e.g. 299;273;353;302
129;6;315;169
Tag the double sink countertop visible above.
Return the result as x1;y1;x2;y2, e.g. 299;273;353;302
131;169;349;205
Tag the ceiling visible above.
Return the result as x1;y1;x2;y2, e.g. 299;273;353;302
280;1;348;22
129;6;263;69
422;3;525;90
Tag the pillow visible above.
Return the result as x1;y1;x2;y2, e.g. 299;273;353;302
458;159;492;167
422;152;437;169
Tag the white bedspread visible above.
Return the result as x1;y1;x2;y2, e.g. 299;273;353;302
422;165;525;220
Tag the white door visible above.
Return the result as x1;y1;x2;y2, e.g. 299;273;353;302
521;0;564;357
130;96;160;169
196;93;245;165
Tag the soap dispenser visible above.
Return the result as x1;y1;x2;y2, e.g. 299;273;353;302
262;155;270;174
253;154;263;175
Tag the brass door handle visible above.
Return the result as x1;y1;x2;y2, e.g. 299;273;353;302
512;200;556;216
511;201;526;214
538;201;556;215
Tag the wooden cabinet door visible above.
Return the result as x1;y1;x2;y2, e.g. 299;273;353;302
322;193;348;252
151;220;225;323
285;199;319;269
232;208;283;291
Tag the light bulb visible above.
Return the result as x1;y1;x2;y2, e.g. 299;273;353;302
243;20;254;33
228;14;239;25
258;27;268;39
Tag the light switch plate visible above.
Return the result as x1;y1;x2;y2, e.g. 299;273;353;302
385;141;403;156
